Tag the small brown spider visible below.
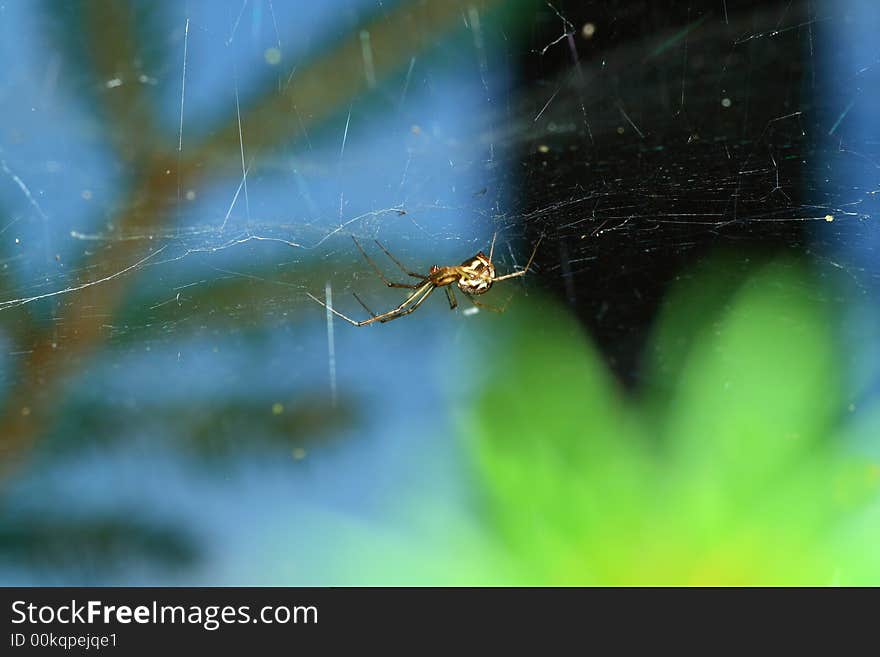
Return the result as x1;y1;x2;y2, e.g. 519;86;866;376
307;233;543;326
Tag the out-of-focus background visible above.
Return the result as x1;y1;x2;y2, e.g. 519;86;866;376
0;0;878;585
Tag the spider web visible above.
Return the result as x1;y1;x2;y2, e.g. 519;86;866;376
0;0;877;583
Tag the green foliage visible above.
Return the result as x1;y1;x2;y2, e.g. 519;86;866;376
463;256;880;585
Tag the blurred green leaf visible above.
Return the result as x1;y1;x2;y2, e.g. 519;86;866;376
665;259;838;494
466;298;649;584
457;255;880;585
642;253;758;415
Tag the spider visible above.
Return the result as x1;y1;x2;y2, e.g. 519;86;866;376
307;233;544;326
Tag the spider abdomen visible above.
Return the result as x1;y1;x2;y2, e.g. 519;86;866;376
458;277;492;295
455;252;495;295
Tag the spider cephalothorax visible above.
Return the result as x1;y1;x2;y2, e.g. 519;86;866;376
307;234;543;326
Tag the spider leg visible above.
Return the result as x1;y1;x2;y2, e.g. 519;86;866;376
306;293;363;326
445;286;458;310
492;234;544;282
373;239;426;279
307;282;435;326
352;292;378;318
375;282;436;323
464;293;510;313
351;236;423;289
361;281;436;324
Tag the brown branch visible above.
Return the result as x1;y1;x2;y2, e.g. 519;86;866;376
0;0;506;474
83;0;162;162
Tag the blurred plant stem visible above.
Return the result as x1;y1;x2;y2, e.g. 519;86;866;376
0;0;507;474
